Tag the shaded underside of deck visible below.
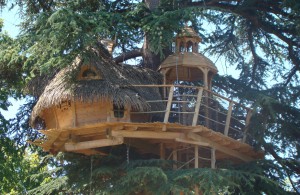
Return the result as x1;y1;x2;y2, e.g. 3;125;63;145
34;122;264;164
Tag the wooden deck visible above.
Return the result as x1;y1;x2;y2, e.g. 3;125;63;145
33;85;263;168
35;122;263;167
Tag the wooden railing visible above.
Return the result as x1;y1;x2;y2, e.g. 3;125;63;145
131;85;253;145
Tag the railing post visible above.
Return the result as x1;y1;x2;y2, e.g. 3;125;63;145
163;85;175;131
242;110;252;143
192;88;204;126
224;101;234;136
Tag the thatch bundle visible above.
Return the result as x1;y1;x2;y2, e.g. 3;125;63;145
29;44;163;126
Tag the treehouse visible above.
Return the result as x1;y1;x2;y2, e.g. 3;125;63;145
31;27;263;170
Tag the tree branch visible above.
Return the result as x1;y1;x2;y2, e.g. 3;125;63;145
113;49;143;63
185;0;300;83
263;142;300;176
247;24;259;84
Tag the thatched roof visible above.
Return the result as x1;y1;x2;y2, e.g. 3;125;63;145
176;25;202;42
30;44;163;126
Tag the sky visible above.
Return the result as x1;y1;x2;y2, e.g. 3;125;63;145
1;6;23;119
0;5;234;120
0;6;20;38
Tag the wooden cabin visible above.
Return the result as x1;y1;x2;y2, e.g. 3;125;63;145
30;28;263;170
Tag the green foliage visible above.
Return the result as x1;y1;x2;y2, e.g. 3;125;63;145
213;75;300;192
24;152;290;194
0;0;299;194
0;150;52;194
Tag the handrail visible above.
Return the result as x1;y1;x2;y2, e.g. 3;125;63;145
129;85;253;145
131;84;251;111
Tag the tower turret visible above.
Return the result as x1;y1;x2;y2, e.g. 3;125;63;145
158;25;218;90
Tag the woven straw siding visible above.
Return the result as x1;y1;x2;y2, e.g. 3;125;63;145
75;101;109;126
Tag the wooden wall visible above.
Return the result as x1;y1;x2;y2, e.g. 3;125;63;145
41;108;57;129
41;100;150;129
75;101;108;126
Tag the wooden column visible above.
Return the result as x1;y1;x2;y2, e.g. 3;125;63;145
192;88;203;126
224;101;234;136
211;148;216;169
194;145;199;168
163;85;175;131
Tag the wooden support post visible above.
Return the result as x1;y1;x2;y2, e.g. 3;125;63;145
195;145;199;168
211;148;216;169
173;148;177;170
224;101;234;136
160;143;165;160
163;85;175;131
242;110;252;143
192;88;204;126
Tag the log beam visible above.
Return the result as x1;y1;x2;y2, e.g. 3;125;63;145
65;137;123;151
111;130;183;140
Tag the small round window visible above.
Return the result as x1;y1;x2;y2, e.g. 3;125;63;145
82;69;97;78
78;65;102;80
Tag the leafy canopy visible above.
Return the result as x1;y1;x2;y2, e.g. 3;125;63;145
0;0;299;194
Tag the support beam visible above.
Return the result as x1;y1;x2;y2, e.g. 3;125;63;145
192;88;204;126
211;148;216;169
65;137;123;151
112;130;183;140
187;133;254;162
224;101;234;136
195;145;199;168
163;85;175;131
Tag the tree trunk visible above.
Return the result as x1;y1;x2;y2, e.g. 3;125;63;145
142;0;162;71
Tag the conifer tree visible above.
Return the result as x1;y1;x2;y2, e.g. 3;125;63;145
0;0;299;194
